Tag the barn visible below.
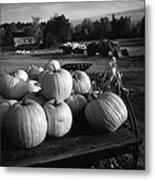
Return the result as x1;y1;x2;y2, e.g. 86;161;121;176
13;32;36;49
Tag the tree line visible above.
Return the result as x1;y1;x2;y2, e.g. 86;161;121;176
0;14;145;49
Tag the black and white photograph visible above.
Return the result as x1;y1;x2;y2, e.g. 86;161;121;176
0;0;145;170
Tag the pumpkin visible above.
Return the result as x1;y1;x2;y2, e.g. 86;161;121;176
44;60;60;71
13;69;29;82
0;94;5;104
44;99;72;138
24;92;45;106
27;79;41;93
85;92;128;132
40;68;73;101
72;70;91;95
6;99;47;149
65;94;87;129
0;99;17;129
26;64;44;80
0;73;29;100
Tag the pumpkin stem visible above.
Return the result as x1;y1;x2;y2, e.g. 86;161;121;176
21;95;30;105
49;98;60;106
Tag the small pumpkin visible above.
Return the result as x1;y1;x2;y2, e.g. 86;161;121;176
44;60;61;71
40;68;73;101
65;94;87;129
6;99;47;149
85;92;128;132
26;64;44;80
0;73;29;100
72;70;91;95
44;99;72;138
13;69;29;82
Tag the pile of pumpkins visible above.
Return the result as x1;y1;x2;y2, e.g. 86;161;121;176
0;60;128;149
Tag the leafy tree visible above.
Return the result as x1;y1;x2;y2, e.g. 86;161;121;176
30;17;43;45
43;14;71;47
98;17;112;38
0;27;6;47
0;24;14;48
140;16;145;37
111;15;131;38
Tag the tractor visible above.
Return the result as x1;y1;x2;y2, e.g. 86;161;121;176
86;39;129;58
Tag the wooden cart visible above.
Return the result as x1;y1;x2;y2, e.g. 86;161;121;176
0;63;142;169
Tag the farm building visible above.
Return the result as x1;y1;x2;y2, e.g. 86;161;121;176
13;32;36;48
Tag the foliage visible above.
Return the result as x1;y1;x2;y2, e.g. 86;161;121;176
0;14;145;49
43;14;72;47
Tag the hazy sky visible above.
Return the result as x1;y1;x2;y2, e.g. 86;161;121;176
1;1;145;24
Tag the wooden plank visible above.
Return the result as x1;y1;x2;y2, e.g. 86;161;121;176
1;128;141;167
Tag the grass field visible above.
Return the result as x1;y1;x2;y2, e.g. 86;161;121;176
0;37;145;169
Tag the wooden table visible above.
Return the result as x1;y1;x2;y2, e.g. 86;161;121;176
1;124;141;168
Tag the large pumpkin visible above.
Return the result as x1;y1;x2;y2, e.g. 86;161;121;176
6;99;47;149
13;69;29;82
85;92;128;132
0;73;29;100
40;68;73;101
72;70;91;95
44;60;60;71
65;94;87;129
44;99;72;138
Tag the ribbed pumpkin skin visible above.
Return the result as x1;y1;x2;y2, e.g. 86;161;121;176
44;100;72;138
85;92;128;132
14;69;29;82
6;99;47;149
40;69;73;101
66;94;87;126
72;70;91;95
44;60;60;71
0;74;28;100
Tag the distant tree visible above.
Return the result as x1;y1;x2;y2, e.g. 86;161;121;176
93;20;100;39
98;17;112;38
30;17;43;45
23;26;32;37
72;18;95;41
0;27;6;48
111;15;131;38
140;16;145;37
0;24;14;48
43;14;71;47
72;24;83;41
81;18;95;40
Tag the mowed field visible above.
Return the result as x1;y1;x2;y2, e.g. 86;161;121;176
0;37;145;168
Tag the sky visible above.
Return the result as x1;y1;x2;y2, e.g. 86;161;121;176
0;0;145;24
